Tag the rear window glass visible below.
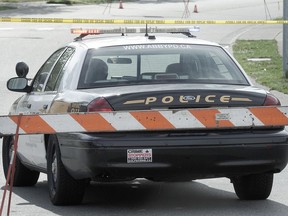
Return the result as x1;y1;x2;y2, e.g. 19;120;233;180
78;44;249;89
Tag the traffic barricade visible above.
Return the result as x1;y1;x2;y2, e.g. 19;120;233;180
0;106;288;215
1;106;288;136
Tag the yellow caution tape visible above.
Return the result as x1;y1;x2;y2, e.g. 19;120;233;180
0;17;288;24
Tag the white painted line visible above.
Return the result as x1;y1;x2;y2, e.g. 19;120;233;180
35;28;54;31
0;28;14;30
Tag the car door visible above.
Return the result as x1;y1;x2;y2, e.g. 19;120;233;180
17;47;75;170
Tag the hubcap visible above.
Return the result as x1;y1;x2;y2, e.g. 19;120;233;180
51;152;57;184
8;141;14;163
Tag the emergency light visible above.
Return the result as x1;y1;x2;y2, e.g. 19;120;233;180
71;26;200;40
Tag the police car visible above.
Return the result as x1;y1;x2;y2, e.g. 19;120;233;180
3;27;288;205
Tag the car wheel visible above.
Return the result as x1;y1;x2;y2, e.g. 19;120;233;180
2;136;39;186
47;135;86;205
232;173;273;200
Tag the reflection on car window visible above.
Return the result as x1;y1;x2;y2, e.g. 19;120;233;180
45;47;75;92
78;44;249;89
32;48;65;92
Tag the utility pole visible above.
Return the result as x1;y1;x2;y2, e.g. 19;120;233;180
284;0;288;78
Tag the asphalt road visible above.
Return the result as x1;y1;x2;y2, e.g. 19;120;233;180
0;0;288;215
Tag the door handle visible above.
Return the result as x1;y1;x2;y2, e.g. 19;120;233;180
43;105;48;110
27;104;31;109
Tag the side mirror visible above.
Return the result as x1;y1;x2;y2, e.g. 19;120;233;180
16;62;29;78
7;77;30;92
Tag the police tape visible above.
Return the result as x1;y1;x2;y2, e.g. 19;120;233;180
0;106;288;136
0;17;288;24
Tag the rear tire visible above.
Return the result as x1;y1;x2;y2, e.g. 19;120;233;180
47;135;86;205
2;136;39;186
232;173;273;200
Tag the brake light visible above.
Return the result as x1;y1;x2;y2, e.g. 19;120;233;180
87;97;113;112
263;93;281;106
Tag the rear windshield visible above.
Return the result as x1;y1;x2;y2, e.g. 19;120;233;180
78;44;249;89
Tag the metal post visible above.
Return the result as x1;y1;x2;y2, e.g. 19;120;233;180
284;0;288;78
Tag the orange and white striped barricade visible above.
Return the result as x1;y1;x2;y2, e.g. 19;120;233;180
1;106;288;215
1;106;288;136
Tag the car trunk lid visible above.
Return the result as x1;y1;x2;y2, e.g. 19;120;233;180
82;84;268;111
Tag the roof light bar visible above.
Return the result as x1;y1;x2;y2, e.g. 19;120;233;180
189;26;200;32
71;28;102;35
71;26;200;35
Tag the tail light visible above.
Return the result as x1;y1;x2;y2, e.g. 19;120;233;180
263;93;281;106
87;97;113;112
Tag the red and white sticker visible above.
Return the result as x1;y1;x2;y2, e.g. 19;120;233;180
127;149;152;163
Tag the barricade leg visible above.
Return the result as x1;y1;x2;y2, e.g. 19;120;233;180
182;0;190;18
0;114;22;216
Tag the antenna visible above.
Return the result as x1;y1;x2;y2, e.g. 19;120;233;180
145;24;149;37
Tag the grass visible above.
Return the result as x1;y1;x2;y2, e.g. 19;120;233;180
0;0;42;2
233;40;288;94
0;6;16;10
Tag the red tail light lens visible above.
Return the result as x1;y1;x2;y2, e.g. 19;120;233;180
87;97;113;112
263;93;281;106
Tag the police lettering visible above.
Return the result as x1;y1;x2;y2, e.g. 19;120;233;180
144;95;232;105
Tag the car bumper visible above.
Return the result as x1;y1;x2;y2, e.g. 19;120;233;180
57;129;288;180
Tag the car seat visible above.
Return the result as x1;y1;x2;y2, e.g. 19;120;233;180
165;62;198;79
85;58;108;83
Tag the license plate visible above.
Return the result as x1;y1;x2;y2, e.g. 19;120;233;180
127;149;152;163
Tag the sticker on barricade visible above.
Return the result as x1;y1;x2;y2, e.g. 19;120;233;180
0;106;288;136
